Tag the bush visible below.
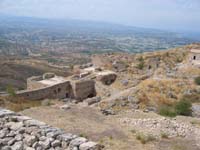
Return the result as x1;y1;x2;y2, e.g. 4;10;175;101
136;56;145;70
159;99;192;117
79;133;88;138
138;56;144;62
194;76;200;85
137;61;145;70
158;105;177;117
6;85;16;97
136;133;156;144
161;132;169;139
175;99;192;116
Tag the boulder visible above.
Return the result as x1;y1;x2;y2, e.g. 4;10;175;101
85;97;101;105
11;141;23;150
24;135;37;146
69;137;88;148
60;104;71;110
192;104;200;118
121;80;129;86
97;72;117;85
80;141;101;150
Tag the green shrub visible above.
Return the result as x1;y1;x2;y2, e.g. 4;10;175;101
159;98;192;117
194;76;200;85
136;133;156;144
138;56;144;62
175;99;192;116
130;129;136;134
176;57;183;63
161;132;169;139
6;85;16;97
137;61;145;70
158;105;177;117
79;133;88;138
137;56;145;70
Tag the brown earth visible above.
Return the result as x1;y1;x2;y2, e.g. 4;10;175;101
21;102;200;150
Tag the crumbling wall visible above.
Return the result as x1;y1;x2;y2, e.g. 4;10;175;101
27;76;45;90
0;108;102;150
97;73;117;85
189;53;200;61
188;51;200;67
17;81;73;100
72;80;96;101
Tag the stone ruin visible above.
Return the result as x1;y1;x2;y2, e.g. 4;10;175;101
81;67;117;85
0;108;102;150
189;49;200;67
16;73;96;101
96;71;117;85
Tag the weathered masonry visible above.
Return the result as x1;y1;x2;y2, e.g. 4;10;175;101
189;49;200;67
0;108;102;150
16;73;96;101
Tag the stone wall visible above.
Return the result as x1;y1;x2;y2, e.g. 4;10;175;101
0;108;102;150
189;52;200;67
72;80;96;101
96;73;117;85
16;72;96;101
189;52;200;61
17;81;73;100
27;76;45;90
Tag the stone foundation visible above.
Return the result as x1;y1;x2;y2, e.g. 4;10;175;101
0;108;103;150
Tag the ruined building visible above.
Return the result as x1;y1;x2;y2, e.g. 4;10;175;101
16;73;96;101
189;49;200;67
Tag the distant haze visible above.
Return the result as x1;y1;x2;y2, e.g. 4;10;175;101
0;0;200;32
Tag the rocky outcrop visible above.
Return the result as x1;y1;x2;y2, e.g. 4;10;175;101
96;72;117;85
192;104;200;118
0;108;103;150
121;117;200;147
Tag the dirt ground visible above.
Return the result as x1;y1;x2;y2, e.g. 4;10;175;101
21;102;200;150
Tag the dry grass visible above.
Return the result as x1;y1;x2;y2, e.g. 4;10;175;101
137;79;196;107
136;133;156;144
190;120;200;127
0;96;42;112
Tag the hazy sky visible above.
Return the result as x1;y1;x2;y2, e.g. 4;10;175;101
0;0;200;32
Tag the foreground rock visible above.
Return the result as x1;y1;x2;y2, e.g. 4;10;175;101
0;108;103;150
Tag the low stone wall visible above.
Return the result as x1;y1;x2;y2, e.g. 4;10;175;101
16;81;73;100
0;108;102;150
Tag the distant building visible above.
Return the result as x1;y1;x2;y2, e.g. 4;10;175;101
189;49;200;67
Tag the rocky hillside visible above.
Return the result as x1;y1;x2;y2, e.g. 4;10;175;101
0;58;72;91
93;44;200;113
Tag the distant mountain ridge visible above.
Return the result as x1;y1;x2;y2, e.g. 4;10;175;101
0;15;198;54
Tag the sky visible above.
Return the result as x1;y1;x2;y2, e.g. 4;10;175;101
0;0;200;32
